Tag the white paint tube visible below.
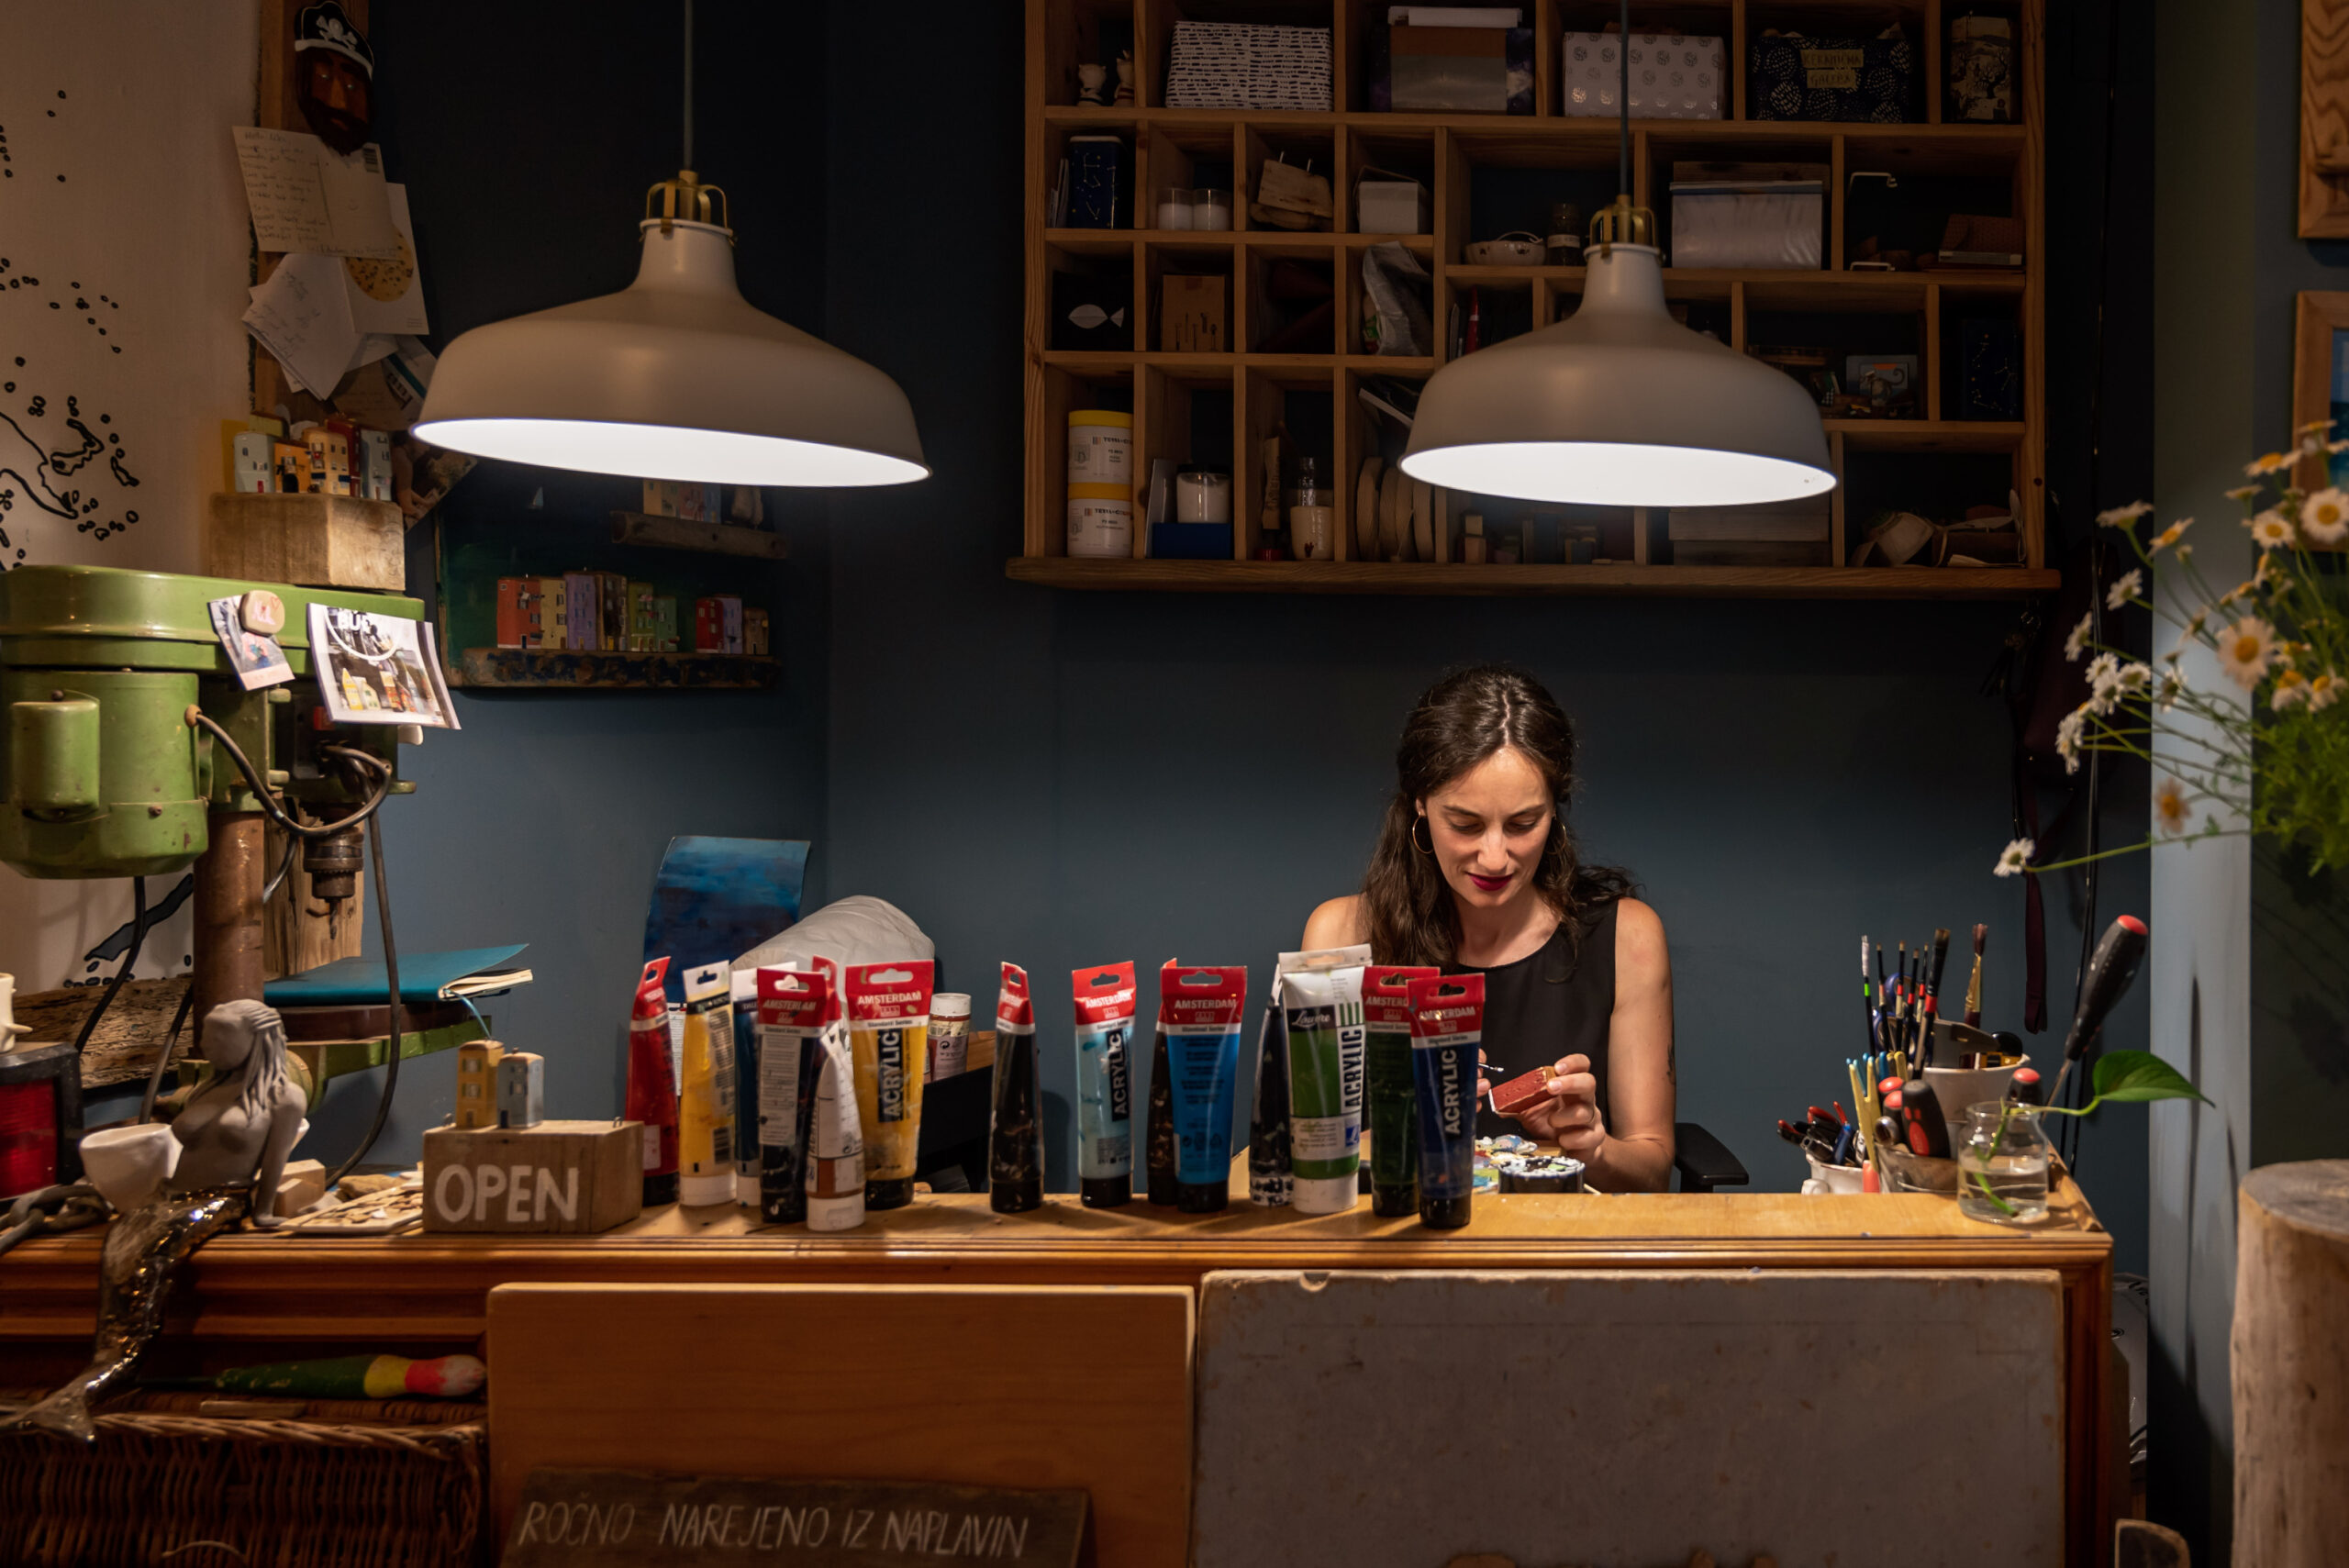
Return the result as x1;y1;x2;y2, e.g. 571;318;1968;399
803;1018;864;1231
1277;944;1372;1216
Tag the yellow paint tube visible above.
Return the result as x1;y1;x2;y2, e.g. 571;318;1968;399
845;959;934;1211
675;962;737;1207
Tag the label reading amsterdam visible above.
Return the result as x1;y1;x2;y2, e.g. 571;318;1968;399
502;1470;1088;1567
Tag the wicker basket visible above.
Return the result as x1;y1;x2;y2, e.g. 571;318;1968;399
0;1390;486;1568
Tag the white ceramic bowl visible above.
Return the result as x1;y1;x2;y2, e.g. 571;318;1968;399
1464;234;1545;268
81;1123;181;1211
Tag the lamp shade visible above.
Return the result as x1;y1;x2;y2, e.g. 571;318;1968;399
415;217;928;487
1398;242;1832;507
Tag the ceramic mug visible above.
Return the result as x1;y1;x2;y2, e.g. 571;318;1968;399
81;1124;182;1211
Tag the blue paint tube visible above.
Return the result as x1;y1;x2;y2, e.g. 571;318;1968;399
1408;973;1483;1229
1158;961;1247;1212
1071;962;1137;1207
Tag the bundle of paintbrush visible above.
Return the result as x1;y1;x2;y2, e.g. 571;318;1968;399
1860;929;1967;1067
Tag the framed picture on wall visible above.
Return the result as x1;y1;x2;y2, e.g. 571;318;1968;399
2293;292;2349;538
2305;0;2349;236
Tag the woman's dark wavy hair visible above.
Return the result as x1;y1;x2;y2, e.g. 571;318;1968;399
1361;662;1633;968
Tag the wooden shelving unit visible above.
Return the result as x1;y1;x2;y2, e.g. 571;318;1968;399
1020;0;2052;597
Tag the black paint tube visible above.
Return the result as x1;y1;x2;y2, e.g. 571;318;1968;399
1145;1019;1179;1206
989;962;1043;1213
1249;1005;1292;1207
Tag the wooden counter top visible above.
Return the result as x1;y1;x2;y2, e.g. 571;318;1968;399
1;1179;2109;1342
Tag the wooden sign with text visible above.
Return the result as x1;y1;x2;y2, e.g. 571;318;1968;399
502;1469;1089;1567
421;1121;641;1234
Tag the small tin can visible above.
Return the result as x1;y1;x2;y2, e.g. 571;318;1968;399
928;994;973;1082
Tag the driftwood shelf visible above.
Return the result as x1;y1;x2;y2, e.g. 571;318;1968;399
453;648;780;690
607;511;789;559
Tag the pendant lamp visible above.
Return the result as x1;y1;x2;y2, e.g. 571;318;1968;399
414;6;926;487
1398;8;1830;507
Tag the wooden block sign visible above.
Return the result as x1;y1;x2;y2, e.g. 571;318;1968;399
502;1469;1087;1567
421;1121;642;1234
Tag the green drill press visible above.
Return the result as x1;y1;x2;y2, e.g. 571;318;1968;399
0;564;426;1190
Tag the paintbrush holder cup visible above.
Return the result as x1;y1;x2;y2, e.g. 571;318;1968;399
1802;1155;1865;1194
1924;1056;2027;1125
80;1123;181;1211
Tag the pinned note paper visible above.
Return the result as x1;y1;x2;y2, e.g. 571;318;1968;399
231;127;401;258
344;184;429;335
243;251;362;397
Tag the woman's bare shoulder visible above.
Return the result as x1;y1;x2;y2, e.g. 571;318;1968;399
1303;895;1368;951
1613;897;1669;983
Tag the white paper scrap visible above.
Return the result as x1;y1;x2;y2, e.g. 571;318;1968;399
243;251;362;397
231;127;402;258
343;184;429;334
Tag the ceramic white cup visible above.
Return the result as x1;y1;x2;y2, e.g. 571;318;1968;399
1803;1154;1865;1194
80;1124;182;1210
1924;1055;2029;1127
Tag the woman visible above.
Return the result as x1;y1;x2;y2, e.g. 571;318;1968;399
1304;664;1675;1192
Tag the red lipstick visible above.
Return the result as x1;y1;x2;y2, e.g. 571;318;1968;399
1468;872;1512;894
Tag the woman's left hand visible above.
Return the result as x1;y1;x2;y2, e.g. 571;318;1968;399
1509;1053;1604;1162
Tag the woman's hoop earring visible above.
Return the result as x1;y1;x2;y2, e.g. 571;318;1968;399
1411;816;1435;856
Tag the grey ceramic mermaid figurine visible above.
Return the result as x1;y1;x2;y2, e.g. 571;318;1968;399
10;1000;306;1441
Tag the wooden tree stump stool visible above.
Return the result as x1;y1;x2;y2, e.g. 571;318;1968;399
2232;1160;2349;1566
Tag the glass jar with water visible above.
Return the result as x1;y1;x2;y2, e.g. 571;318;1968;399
1956;1101;2051;1224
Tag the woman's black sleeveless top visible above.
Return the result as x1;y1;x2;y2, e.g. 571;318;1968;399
1461;899;1618;1138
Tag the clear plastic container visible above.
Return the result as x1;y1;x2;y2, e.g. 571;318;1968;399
1157;187;1197;230
1192;188;1232;231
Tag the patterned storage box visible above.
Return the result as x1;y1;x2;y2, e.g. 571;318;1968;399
1164;21;1332;110
1562;32;1724;120
1750;28;1918;122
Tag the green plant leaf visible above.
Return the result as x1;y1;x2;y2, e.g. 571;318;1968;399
2090;1050;2212;1106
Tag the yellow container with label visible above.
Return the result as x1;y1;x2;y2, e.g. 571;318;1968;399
1067;409;1134;487
1067;482;1135;559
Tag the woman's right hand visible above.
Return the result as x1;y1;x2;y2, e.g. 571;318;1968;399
1508;1053;1605;1163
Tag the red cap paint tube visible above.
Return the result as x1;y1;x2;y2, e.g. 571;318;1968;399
1407;973;1483;1230
845;961;935;1212
1160;962;1248;1212
753;966;830;1225
989;963;1043;1214
1072;963;1137;1207
2006;1066;2045;1106
626;958;679;1206
1364;966;1437;1218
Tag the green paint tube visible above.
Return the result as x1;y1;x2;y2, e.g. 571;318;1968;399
1278;945;1370;1216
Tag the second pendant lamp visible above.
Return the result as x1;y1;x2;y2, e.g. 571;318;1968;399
1399;0;1831;510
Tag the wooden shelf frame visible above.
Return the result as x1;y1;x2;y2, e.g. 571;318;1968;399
1025;0;2047;595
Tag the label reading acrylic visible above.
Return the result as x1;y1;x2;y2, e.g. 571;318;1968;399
876;1028;907;1122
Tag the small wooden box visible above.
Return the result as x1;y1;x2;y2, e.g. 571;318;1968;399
422;1121;642;1234
1161;274;1227;352
205;492;406;591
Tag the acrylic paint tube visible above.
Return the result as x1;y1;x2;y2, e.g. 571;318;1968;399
1071;962;1137;1207
625;957;679;1207
989;962;1043;1213
1408;973;1484;1229
1281;959;1369;1215
1144;1014;1178;1207
1159;961;1247;1212
845;960;934;1210
1248;1005;1291;1207
730;969;761;1206
804;1018;864;1230
1364;964;1438;1218
754;965;830;1225
676;962;738;1207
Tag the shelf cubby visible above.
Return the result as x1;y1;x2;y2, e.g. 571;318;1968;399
1023;0;2053;597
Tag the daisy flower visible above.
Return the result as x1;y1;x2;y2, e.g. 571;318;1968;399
2175;542;2194;562
2151;517;2193;550
2096;501;2154;528
2156;670;2187;710
2301;486;2349;545
2225;484;2262;502
2248;508;2297;550
2154;778;2191;835
2298;418;2333;437
2064;611;2094;662
2214;616;2278;690
1993;838;2036;877
2245;450;2293;477
2116;661;2153;693
2056;705;2090;773
2272;669;2311;710
2106;568;2143;610
2311;672;2343;711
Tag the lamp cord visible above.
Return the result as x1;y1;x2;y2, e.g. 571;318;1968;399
682;0;695;171
1616;0;1634;196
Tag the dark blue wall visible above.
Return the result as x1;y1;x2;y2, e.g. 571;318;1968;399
313;1;2155;1284
299;1;832;1162
822;1;2154;1266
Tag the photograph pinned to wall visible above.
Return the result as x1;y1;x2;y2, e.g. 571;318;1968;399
306;601;460;727
207;595;295;690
